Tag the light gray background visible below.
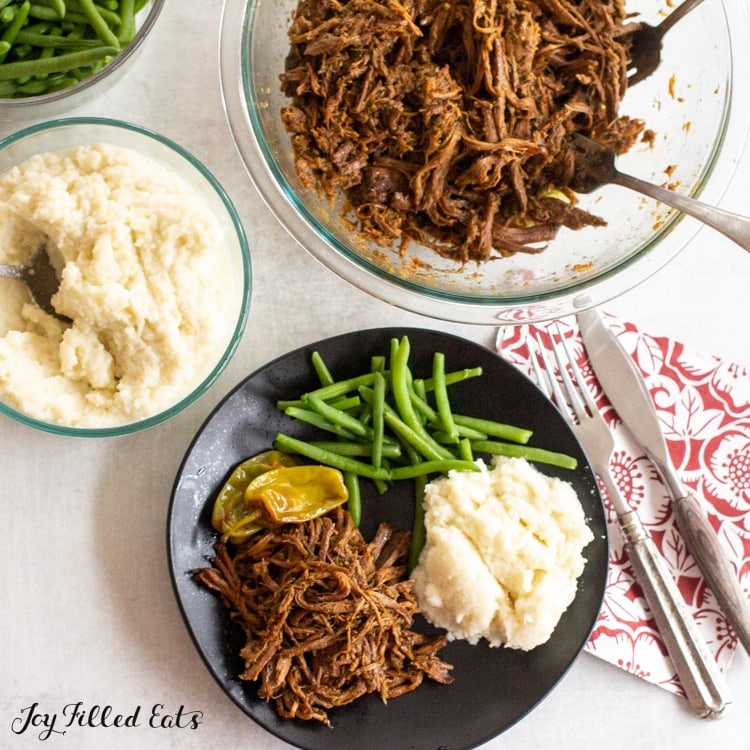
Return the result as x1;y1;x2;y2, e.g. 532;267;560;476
2;2;749;748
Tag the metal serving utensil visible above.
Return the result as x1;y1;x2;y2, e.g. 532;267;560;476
0;243;69;322
577;308;750;656
626;0;706;85
530;327;732;720
569;134;750;255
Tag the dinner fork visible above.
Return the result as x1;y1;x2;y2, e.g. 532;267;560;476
530;327;733;720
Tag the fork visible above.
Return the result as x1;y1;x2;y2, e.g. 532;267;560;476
626;0;705;86
531;326;732;719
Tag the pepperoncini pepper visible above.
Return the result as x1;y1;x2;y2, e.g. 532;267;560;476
211;450;348;544
245;465;349;526
212;450;299;543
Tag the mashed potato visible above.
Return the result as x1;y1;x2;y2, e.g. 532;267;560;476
412;456;593;651
0;144;238;427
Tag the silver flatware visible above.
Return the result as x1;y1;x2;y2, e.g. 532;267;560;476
626;0;706;85
577;308;750;656
531;327;732;719
0;242;68;322
568;134;750;255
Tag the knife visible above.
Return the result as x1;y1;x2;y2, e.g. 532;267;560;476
577;308;750;657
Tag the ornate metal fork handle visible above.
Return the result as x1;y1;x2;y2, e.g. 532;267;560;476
532;329;733;719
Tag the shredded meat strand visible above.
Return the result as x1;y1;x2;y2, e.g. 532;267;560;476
280;0;644;263
194;507;453;725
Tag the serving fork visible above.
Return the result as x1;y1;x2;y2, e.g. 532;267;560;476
625;0;705;85
530;326;732;719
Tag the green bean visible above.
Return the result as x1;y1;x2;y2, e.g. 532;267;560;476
0;0;13;11
1;69;72;92
310;372;381;401
371;354;386;373
432;425;487;442
408;473;427;573
416;366;483;392
0;44;116;78
65;0;123;29
0;1;30;63
470;440;577;470
389;336;453;460
72;0;119;47
27;3;73;20
458;437;474;462
37;0;64;17
389;459;478;481
0;40;9;56
273;434;390;480
283;406;361;441
330;395;361;412
311;350;334;387
308;441;402;459
432;351;458;443
371;370;386;470
360;385;450;462
302;393;373;441
453;414;533;445
344;471;361;527
117;0;135;43
16;30;103;48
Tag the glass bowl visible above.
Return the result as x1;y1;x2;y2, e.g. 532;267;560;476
0;117;252;437
220;0;750;324
0;0;164;122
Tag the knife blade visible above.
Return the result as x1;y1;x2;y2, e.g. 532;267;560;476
577;307;750;656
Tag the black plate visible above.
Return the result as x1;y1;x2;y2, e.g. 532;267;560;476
167;327;608;750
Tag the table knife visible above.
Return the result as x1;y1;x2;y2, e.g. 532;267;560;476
577;308;750;657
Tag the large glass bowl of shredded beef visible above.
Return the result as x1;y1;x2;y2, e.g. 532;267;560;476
220;0;750;324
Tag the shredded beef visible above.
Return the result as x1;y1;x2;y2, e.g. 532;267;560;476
280;0;644;263
194;507;453;725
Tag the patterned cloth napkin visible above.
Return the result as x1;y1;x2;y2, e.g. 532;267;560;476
498;313;750;695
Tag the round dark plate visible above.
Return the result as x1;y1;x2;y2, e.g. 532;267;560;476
167;327;608;750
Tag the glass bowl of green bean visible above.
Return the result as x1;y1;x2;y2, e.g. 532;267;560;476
0;0;164;120
220;0;750;325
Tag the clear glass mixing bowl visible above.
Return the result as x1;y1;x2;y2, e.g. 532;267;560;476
0;117;252;437
220;0;750;324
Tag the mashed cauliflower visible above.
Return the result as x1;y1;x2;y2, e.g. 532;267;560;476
412;456;593;651
0;144;238;427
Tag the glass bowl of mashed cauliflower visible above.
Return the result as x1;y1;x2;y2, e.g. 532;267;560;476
0;117;251;437
0;1;165;122
220;0;750;324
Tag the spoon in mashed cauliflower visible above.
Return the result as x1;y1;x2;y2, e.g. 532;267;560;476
0;226;66;321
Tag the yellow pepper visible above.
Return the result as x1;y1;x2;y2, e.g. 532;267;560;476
211;450;349;544
212;450;299;544
245;465;349;525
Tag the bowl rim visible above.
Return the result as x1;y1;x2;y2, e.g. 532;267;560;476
0;116;252;438
0;0;165;110
219;0;750;325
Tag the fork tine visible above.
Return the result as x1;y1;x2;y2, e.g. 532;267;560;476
555;325;601;417
547;325;591;424
530;331;570;417
528;334;550;397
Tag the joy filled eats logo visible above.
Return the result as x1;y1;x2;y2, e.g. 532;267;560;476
11;701;203;741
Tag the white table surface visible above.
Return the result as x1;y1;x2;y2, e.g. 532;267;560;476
2;2;749;748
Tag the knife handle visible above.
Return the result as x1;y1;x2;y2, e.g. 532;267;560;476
619;509;733;719
672;492;750;655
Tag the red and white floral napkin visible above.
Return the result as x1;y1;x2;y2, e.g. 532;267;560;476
499;313;750;695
